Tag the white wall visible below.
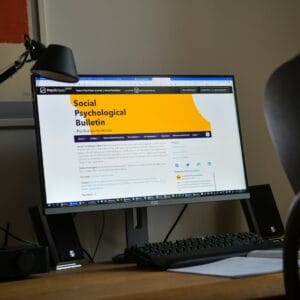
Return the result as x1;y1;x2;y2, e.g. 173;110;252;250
0;0;299;262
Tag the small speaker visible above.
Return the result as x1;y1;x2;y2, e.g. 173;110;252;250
0;246;49;280
29;206;84;268
46;214;84;262
241;184;284;238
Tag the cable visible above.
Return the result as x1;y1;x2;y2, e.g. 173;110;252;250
163;204;188;242
72;214;94;263
0;225;38;247
0;62;14;73
92;212;106;261
73;213;106;263
3;223;9;248
81;247;94;263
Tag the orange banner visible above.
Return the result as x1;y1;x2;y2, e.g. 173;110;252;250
71;94;211;135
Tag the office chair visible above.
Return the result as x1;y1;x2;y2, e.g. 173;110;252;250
264;54;300;299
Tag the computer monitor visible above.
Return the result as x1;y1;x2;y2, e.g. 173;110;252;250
32;75;249;218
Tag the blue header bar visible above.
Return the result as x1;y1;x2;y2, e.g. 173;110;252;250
170;76;233;81
74;131;212;143
78;76;153;81
35;75;234;82
35;76;153;81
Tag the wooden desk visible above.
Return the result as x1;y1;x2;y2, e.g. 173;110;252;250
0;263;285;300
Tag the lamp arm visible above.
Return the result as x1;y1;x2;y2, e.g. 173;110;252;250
0;34;78;83
0;51;29;84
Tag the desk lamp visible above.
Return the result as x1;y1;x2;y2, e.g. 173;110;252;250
0;34;78;84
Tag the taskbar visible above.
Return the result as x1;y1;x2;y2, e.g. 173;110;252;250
46;189;247;209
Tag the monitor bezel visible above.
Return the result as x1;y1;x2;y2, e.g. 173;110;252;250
32;74;250;215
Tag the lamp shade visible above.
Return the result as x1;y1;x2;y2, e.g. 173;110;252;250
31;44;78;83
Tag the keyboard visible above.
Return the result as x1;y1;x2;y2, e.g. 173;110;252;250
125;232;283;269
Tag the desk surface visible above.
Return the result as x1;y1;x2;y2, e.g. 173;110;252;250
0;263;285;300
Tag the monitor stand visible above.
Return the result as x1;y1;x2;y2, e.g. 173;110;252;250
112;207;149;264
125;207;149;247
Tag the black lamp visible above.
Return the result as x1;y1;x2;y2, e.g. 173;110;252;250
0;34;78;84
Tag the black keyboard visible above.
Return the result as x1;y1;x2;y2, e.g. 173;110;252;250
125;232;283;269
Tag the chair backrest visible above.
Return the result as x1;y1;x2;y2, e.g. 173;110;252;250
265;54;300;194
264;54;300;300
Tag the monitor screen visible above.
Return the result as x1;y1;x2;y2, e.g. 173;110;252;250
32;75;249;214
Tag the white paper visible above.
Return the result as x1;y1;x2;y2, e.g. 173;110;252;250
168;256;283;278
